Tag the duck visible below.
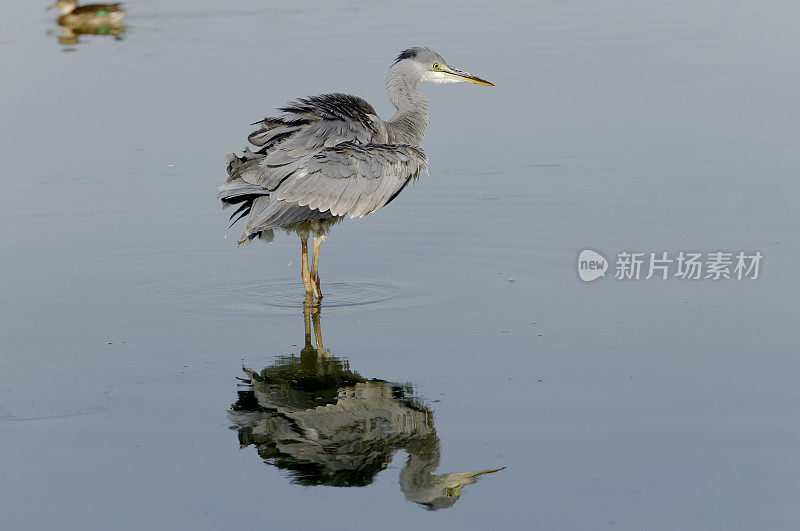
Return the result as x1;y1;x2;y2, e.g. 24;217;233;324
47;0;126;28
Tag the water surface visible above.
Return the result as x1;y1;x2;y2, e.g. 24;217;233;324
1;1;799;529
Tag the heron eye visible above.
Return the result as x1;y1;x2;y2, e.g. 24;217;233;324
432;63;440;70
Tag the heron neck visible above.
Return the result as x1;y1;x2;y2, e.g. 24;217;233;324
385;71;429;146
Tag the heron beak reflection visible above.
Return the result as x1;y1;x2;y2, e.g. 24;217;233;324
442;66;494;86
443;467;507;499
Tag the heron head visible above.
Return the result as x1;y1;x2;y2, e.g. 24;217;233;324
392;47;493;86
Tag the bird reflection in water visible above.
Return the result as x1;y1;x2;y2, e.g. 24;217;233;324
228;307;503;510
47;0;126;45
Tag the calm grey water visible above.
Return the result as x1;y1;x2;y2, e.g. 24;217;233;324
2;1;799;529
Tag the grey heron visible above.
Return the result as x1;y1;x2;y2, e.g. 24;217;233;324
218;47;492;304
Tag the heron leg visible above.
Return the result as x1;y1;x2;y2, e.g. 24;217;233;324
300;235;314;303
311;235;323;301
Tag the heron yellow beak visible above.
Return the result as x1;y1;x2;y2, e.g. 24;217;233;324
441;66;494;86
473;467;506;475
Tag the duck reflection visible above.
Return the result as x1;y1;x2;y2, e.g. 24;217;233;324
228;307;503;510
47;0;126;45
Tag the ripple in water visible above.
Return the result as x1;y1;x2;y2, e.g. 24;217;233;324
259;280;405;309
148;276;413;314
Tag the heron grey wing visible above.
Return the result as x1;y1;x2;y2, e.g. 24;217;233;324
246;94;388;191
248;123;305;147
331;177;362;216
246;121;364;191
274;143;427;219
220;93;392;241
217;179;265;204
315;178;351;213
248;154;314;188
239;199;336;244
218;148;269;202
236;196;273;244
